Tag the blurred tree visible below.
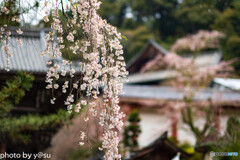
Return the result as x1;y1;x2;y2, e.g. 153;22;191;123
98;0;129;28
182;98;217;144
121;25;153;62
130;0;178;39
123;109;141;152
99;1;151;62
120;18;138;30
197;0;236;12
0;72;34;117
175;0;220;35
210;116;240;160
213;1;240;75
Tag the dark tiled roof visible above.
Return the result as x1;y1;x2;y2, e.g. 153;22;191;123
130;131;191;160
120;85;240;101
0;35;48;72
0;28;80;73
126;39;168;71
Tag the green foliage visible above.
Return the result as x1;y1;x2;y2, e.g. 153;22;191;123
180;142;195;154
168;137;203;160
123;109;141;152
196;0;236;12
120;18;138;30
175;0;220;34
187;152;203;160
0;109;71;143
121;26;153;62
69;143;102;160
69;148;93;160
98;0;128;27
179;142;203;160
0;71;34;116
127;109;141;122
129;0;220;39
168;136;179;145
213;1;240;75
210;116;240;160
130;0;178;39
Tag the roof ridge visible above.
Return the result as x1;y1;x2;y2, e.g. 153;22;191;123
126;39;169;70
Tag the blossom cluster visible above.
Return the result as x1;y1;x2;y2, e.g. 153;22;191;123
0;0;128;159
171;30;225;53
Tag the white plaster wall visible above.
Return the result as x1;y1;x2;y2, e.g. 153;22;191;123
138;110;230;148
138;111;171;148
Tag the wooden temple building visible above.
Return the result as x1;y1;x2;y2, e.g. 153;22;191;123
119;39;240;148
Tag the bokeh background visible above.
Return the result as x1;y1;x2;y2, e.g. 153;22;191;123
1;0;240;160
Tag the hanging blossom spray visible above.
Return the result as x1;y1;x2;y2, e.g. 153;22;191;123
1;0;128;159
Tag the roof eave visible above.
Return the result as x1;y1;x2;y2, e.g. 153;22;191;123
126;39;169;70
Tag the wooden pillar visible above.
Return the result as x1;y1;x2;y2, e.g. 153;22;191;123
171;116;177;139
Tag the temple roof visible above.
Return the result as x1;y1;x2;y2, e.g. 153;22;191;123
129;131;191;160
0;28;80;74
125;39;222;84
127;39;169;74
0;29;48;73
120;85;240;101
